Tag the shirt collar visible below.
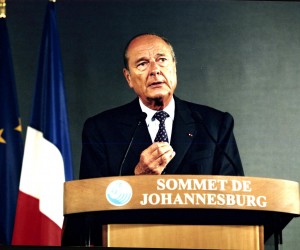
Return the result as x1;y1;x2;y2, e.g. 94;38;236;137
139;97;175;124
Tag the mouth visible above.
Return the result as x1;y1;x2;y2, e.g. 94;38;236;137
148;81;165;87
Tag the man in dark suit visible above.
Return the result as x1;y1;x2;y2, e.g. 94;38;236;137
62;33;244;246
79;33;244;179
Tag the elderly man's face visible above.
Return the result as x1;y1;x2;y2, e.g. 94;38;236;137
123;35;177;109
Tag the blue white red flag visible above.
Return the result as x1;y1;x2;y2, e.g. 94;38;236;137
12;1;73;246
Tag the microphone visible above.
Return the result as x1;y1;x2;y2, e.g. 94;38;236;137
119;112;147;176
192;111;242;176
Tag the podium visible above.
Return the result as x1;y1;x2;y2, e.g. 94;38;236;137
62;175;300;249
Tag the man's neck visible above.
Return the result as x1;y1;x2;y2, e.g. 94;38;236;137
144;96;172;110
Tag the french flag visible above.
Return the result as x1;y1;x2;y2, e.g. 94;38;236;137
12;2;73;246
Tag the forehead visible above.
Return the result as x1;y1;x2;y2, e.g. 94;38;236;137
127;35;172;59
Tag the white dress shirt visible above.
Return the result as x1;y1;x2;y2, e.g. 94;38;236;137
139;98;175;143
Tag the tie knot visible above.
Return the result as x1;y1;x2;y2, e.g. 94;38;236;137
153;111;169;124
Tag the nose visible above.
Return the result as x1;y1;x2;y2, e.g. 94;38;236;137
149;61;161;76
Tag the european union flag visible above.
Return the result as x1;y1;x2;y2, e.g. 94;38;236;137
0;17;23;245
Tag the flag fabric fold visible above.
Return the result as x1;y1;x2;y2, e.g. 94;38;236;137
0;17;23;246
12;2;73;246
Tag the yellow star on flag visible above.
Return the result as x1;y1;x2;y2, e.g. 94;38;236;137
15;118;22;132
0;129;6;144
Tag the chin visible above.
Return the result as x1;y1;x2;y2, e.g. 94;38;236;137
149;90;170;99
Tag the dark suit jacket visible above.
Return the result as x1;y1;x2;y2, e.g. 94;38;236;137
62;96;244;246
79;96;244;178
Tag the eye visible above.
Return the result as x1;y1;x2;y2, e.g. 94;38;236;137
157;57;169;66
136;61;149;71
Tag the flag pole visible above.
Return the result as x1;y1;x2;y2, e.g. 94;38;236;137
0;0;6;18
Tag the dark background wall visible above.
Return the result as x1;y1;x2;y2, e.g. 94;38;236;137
6;0;300;248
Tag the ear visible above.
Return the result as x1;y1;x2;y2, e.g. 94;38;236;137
123;68;133;88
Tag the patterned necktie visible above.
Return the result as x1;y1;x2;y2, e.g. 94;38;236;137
153;111;169;142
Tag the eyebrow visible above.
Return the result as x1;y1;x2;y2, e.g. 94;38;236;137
135;53;169;64
135;57;149;65
156;53;167;57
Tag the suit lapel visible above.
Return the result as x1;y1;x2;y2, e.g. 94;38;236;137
118;99;152;175
167;97;197;174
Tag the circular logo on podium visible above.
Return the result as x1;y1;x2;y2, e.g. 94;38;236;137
106;180;133;206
